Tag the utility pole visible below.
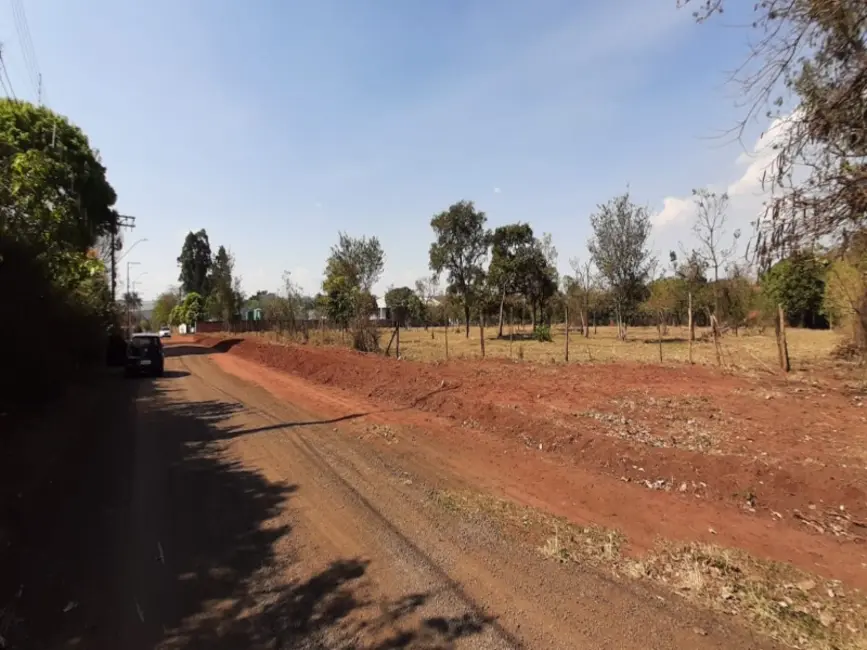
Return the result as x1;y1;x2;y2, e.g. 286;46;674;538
111;214;137;304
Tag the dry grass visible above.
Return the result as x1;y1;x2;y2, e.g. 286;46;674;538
433;489;867;650
394;324;843;370
226;323;846;376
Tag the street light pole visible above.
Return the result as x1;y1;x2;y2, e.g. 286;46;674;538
118;237;148;263
126;261;140;338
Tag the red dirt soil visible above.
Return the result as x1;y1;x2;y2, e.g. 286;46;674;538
190;335;867;587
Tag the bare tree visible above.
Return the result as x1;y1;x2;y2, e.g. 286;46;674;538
690;188;740;317
680;0;867;348
568;258;596;337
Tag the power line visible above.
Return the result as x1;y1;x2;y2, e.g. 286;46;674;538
0;45;17;100
9;0;43;103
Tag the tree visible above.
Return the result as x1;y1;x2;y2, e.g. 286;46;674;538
384;286;423;328
177;230;212;296
720;263;757;334
682;0;867;349
429;200;491;337
824;254;866;340
567;258;598;336
521;243;559;328
324;232;385;294
671;249;710;336
321;233;384;339
587;191;654;339
151;291;179;328
413;276;439;328
122;291;142;312
488;223;536;337
0;101;118;260
690;189;740;318
281;271;306;323
761;251;827;328
175;292;204;327
207;245;239;321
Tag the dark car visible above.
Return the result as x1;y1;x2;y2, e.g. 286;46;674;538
124;333;165;377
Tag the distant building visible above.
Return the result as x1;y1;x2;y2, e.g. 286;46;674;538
241;307;263;321
370;296;390;322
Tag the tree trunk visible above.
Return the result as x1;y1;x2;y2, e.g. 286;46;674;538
564;305;570;362
498;287;506;338
464;302;470;338
479;310;486;358
854;289;867;352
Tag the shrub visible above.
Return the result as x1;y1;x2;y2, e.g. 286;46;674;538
532;324;553;342
350;317;380;352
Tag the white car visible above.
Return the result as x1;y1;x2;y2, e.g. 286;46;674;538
158;326;172;338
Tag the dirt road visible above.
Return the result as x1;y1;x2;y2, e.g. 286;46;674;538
1;343;774;649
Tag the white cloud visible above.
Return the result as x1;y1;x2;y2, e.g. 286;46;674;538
652;196;695;228
651;113;797;258
726;113;794;198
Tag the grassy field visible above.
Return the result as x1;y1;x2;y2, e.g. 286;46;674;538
383;323;843;371
251;322;845;373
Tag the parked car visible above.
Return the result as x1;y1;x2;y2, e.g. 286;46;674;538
124;333;165;377
159;326;172;338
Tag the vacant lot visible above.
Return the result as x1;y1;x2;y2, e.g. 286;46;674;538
186;330;867;647
253;323;846;372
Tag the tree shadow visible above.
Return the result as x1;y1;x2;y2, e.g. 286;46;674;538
164;339;243;358
179;383;460;441
1;371;491;649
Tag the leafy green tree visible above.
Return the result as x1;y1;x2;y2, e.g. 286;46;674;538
488;223;536;336
178;292;204;327
151;290;179;328
761;251;827;328
207;245;239;321
177;229;212;295
587;192;654;339
0;101;117;258
719;264;756;334
429;200;491;337
322;233;384;329
521;244;559;327
823;255;866;341
384;286;423;328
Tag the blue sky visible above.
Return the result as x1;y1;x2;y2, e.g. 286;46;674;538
1;0;778;300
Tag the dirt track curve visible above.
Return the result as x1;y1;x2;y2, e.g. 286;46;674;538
1;343;776;649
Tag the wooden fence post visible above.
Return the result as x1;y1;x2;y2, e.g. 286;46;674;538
657;310;663;363
396;323;400;359
564;305;570;362
776;304;790;372
687;291;694;364
711;314;722;366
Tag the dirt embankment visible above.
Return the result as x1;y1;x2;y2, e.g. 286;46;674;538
193;335;866;525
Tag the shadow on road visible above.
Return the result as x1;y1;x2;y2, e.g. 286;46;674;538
135;381;492;648
1;366;490;649
163;339;243;358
